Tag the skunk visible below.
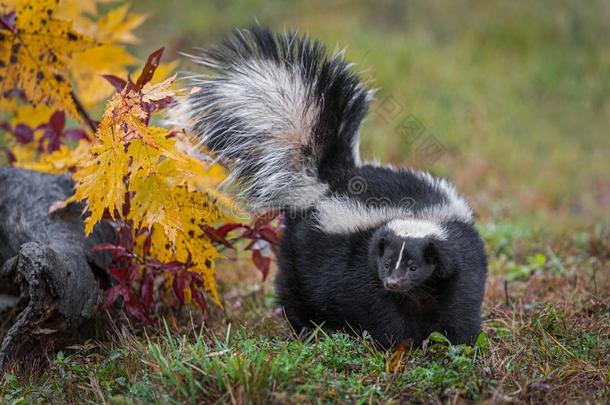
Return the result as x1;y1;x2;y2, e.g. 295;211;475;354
170;27;488;347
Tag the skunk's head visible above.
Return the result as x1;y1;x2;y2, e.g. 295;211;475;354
371;219;453;294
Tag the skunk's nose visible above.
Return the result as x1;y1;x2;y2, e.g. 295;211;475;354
384;278;400;291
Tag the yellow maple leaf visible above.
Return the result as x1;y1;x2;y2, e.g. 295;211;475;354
129;158;183;240
16;139;90;174
69;126;129;234
65;2;146;106
0;96;16;117
53;0;110;41
67;72;159;235
100;87;149;142
11;104;54;128
128;127;177;169
1;1;146;110
0;0;105;40
93;3;147;44
7;142;36;163
69;44;137;107
0;0;96;120
126;127;233;239
56;0;99;26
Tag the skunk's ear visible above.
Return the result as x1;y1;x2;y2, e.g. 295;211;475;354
425;240;456;278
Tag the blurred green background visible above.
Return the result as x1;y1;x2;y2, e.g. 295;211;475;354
132;0;610;231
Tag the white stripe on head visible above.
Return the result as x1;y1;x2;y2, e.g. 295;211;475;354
395;241;406;271
386;218;447;240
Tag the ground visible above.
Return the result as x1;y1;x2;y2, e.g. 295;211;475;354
1;0;609;403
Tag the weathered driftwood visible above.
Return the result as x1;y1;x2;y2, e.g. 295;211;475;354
0;168;112;369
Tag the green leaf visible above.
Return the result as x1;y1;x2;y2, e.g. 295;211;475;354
428;331;451;345
529;253;547;267
474;331;489;350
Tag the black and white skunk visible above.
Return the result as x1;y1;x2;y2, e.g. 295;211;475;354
170;27;488;347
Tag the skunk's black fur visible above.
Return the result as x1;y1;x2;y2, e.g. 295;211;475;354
171;27;488;347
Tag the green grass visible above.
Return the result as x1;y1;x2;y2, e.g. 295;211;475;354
2;0;610;403
0;327;495;403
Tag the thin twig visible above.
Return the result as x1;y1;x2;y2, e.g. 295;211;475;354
71;91;97;133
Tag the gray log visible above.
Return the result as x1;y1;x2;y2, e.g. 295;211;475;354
0;168;113;369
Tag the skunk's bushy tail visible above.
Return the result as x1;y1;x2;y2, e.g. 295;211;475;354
169;27;372;211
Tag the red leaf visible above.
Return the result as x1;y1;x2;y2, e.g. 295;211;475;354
158;260;186;274
13;124;34;144
202;225;235;249
184;252;194;269
91;243;130;260
101;285;123;309
151;96;175;111
45;131;62;152
49;111;65;133
92;243;125;252
64;129;89;142
258;226;282;245
126;262;139;282
216;223;245;238
172;277;183;304
37;125;60;153
124;291;149;324
142;96;175;115
172;272;191;305
252;250;271;281
135;47;164;90
192;288;207;313
116;224;134;250
102;74;127;93
143;230;152;257
191;272;204;286
108;267;127;283
141;271;154;309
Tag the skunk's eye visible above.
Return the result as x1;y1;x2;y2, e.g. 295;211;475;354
377;237;385;255
384;260;391;269
409;265;417;272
